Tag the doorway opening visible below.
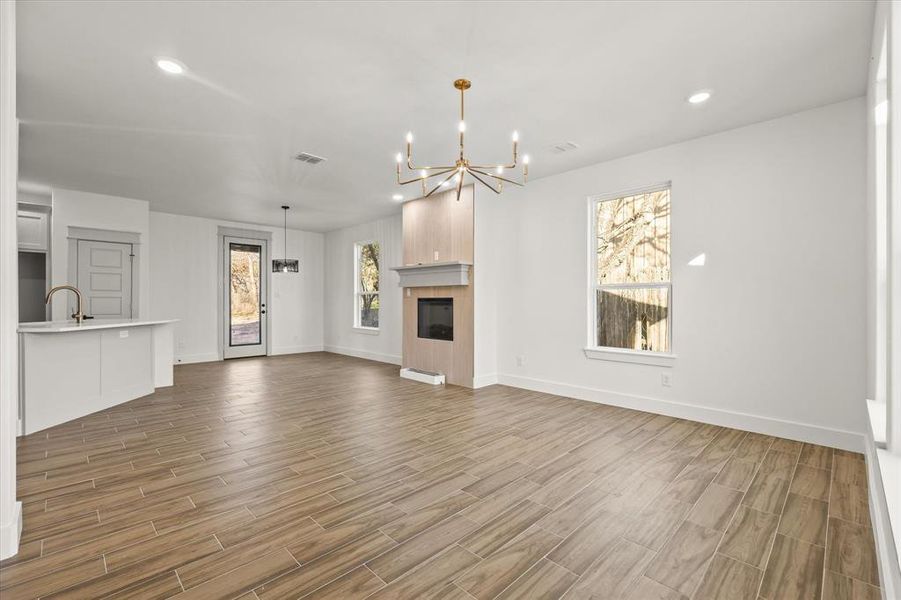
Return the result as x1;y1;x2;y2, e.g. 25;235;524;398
222;235;269;359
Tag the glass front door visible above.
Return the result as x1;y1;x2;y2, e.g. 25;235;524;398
223;237;268;359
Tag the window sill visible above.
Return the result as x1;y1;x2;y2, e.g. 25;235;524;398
353;326;380;336
583;347;676;367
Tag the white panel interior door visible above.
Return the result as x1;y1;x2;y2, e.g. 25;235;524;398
222;236;268;359
76;240;133;319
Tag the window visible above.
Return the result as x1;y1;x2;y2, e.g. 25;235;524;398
589;185;672;360
354;241;380;329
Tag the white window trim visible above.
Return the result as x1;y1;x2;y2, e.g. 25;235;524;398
353;240;380;333
585;182;676;367
353;326;380;335
887;6;901;455
583;346;676;366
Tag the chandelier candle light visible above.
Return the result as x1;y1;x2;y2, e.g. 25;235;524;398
396;79;529;202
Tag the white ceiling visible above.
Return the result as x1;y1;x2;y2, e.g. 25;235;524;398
16;1;874;232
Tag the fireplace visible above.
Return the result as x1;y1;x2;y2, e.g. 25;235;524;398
417;298;453;341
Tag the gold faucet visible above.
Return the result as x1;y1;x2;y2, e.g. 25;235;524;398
45;285;86;323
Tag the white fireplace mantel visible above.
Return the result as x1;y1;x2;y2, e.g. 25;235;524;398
390;261;472;287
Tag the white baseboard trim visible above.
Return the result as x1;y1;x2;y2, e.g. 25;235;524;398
271;345;325;356
472;373;498;389
496;373;865;452
863;433;901;597
0;501;22;560
175;346;326;364
175;352;220;365
324;345;402;365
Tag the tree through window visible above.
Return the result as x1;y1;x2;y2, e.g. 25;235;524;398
355;242;380;329
592;186;671;353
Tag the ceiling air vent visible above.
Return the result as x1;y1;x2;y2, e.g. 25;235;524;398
294;152;327;165
548;141;580;154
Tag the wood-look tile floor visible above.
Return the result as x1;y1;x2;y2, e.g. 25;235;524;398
0;352;882;600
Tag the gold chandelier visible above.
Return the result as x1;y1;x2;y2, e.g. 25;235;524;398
396;78;529;202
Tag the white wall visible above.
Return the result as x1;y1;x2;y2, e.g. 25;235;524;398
149;211;324;363
0;0;19;560
495;98;868;450
323;214;403;364
473;194;501;387
49;188;150;321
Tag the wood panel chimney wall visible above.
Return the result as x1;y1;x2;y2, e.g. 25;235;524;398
401;185;474;387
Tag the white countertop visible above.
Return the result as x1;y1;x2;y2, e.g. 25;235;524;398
18;318;177;333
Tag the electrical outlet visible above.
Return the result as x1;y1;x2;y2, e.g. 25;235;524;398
433;250;439;261
177;340;186;350
516;356;525;367
406;288;411;297
661;373;672;387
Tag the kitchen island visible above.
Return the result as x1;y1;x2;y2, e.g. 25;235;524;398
18;319;177;435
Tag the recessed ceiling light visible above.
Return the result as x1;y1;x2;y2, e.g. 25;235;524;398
392;194;404;201
155;57;186;75
688;90;712;104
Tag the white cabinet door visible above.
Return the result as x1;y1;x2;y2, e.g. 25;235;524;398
76;240;133;319
17;210;48;252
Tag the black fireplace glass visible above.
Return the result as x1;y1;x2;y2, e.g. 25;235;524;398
417;298;453;341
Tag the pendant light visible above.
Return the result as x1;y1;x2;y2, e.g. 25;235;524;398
272;205;299;273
